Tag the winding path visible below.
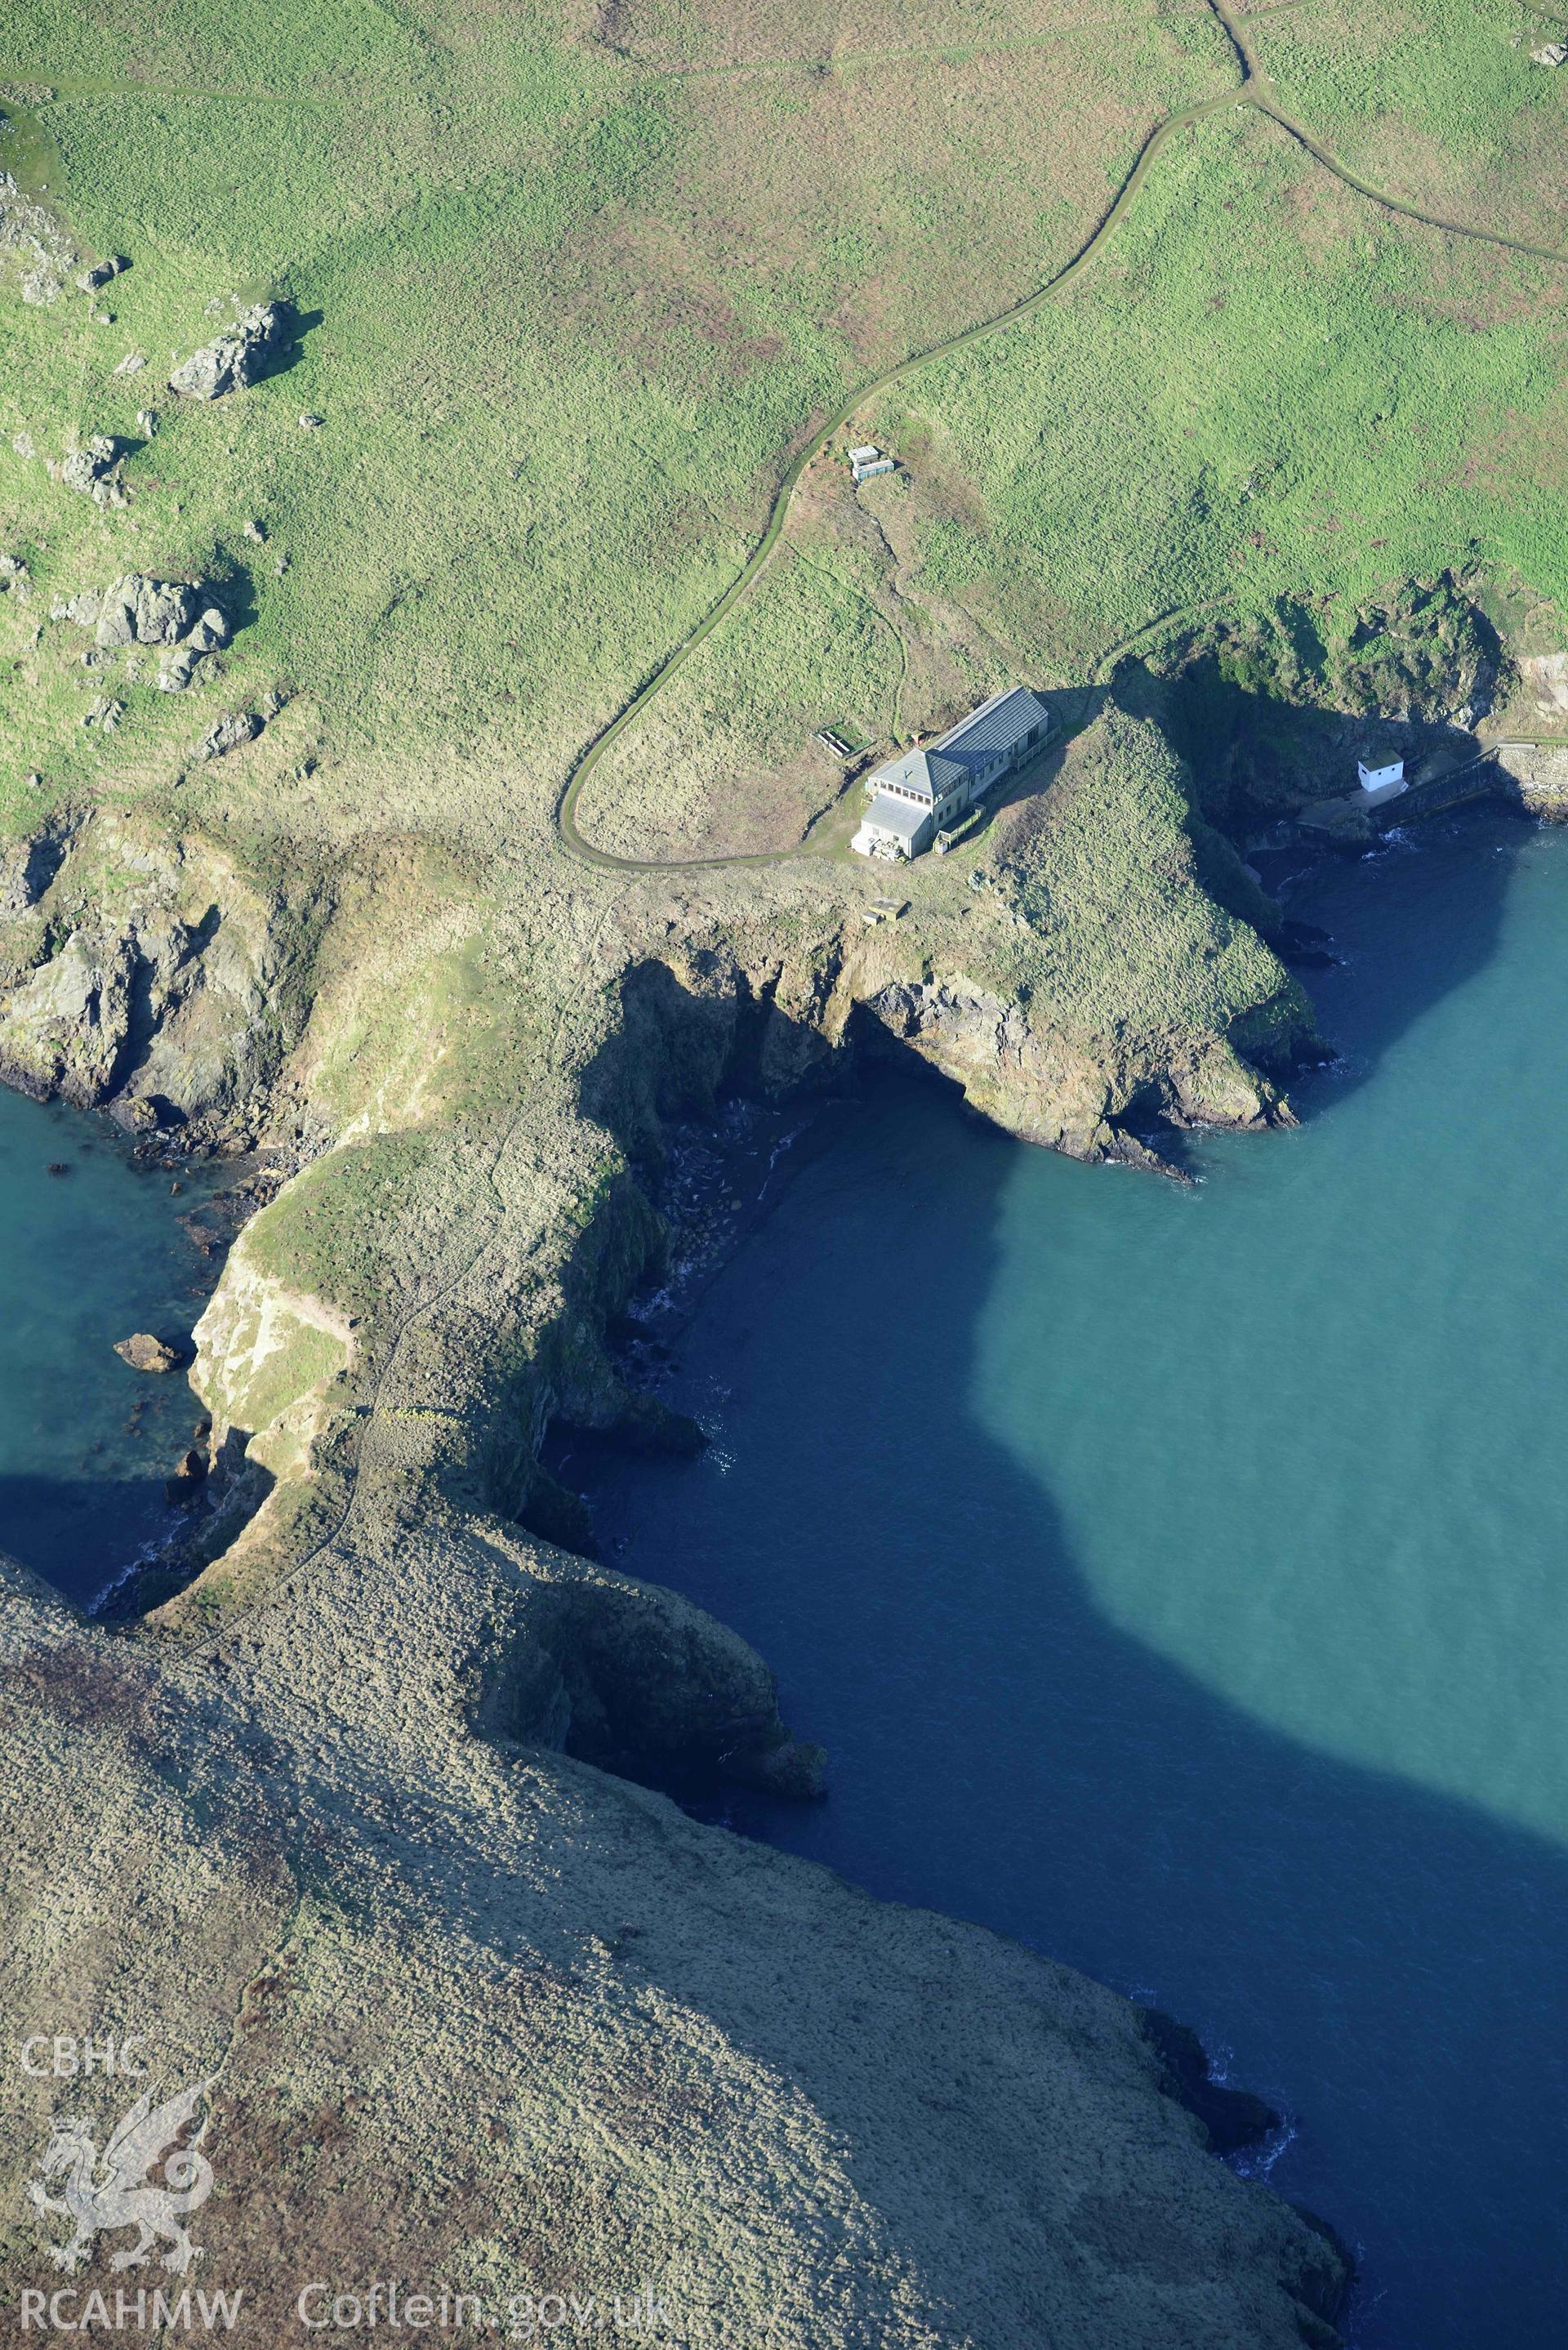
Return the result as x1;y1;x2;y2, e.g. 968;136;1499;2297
555;0;1568;874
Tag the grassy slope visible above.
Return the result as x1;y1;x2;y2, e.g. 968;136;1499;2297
0;0;1562;1427
577;76;1568;854
1248;0;1568;247
888;105;1568;657
0;0;1228;851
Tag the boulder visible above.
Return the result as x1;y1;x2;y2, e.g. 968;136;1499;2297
158;645;203;693
94;576;206;650
185;606;229;653
75;256;128;292
195;709;261;760
114;1331;182;1373
168;302;286;400
60;435;117;496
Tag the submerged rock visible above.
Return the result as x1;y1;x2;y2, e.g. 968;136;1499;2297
168;302;286;400
114;1331;182;1374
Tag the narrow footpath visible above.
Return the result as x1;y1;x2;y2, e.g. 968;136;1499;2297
554;0;1568;875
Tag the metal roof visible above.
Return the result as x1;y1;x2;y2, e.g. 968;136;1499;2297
865;746;967;801
932;684;1051;772
859;792;929;841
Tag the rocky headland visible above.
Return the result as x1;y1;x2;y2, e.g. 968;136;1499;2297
0;680;1367;2343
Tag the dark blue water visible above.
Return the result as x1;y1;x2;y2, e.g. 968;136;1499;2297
0;1092;220;1603
577;808;1568;2349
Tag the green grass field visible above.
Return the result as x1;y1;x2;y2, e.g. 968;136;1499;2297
0;0;1235;855
2;1;1566;865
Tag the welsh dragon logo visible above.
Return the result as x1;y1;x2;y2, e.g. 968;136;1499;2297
28;2077;216;2276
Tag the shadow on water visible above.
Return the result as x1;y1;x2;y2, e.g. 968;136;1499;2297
0;1474;185;1606
1278;803;1536;1113
580;811;1566;2349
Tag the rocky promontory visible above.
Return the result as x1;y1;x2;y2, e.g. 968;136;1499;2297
0;691;1352;2343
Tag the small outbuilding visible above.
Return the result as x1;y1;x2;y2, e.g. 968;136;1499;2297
1357;757;1407;799
849;442;896;484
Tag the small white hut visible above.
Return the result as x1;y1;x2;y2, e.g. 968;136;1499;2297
1356;757;1406;800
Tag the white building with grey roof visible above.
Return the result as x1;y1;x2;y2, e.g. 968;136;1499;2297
851;685;1052;860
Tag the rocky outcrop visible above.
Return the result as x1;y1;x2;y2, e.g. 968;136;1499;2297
168;301;285;399
59;434;122;506
0;168;76;305
53;573;230;690
0;818;319;1134
94;573;197;647
194;707;261;760
114;1331;181;1372
0;1539;1350;2348
862;973;1292;1153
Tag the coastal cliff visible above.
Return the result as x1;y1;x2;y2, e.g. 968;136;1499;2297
0;690;1354;2340
0;1536;1349;2348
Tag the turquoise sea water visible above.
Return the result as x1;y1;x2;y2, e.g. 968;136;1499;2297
577;807;1568;2349
0;1094;219;1604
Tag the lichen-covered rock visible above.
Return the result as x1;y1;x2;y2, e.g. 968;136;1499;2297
195;709;261;760
167;301;285;399
59;435;118;497
95;573;201;649
186;604;229;653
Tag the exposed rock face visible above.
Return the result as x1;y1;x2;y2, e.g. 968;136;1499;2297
59;434;121;503
0;816;315;1130
114;1331;180;1372
95;573;200;649
168;301;285;399
1520;652;1568;721
0;169;76;305
195;708;261;760
0;1541;1351;2348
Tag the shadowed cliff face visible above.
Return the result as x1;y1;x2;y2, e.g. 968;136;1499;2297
569;809;1568;2350
0;1504;1350;2348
